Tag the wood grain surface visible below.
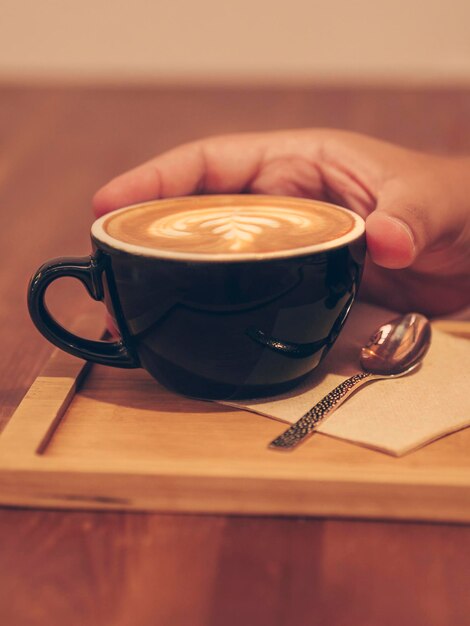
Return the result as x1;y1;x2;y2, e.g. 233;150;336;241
1;83;469;626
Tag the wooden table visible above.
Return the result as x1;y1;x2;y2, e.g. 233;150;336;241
1;84;469;626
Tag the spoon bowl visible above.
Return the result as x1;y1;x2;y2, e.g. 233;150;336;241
360;313;432;376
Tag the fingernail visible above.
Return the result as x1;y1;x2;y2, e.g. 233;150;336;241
366;213;417;269
384;215;416;256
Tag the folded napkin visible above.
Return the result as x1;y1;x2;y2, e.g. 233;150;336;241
223;302;470;456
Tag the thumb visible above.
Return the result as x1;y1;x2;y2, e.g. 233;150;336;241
365;184;439;269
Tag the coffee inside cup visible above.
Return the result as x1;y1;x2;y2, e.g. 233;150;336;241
97;195;362;259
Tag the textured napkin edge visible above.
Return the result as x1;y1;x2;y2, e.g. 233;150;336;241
220;402;291;424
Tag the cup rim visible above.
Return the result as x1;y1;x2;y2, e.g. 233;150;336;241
91;195;365;262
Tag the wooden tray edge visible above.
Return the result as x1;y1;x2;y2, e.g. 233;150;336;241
0;317;469;523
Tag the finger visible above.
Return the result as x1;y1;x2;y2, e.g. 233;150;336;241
365;178;451;270
92;133;267;216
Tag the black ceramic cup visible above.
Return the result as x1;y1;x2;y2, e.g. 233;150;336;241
28;196;365;400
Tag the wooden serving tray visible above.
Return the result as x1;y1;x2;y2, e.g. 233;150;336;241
0;317;469;523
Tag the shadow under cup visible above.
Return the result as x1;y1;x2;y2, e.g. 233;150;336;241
28;197;366;400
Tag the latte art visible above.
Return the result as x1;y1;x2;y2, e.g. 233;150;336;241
100;196;359;258
147;207;315;252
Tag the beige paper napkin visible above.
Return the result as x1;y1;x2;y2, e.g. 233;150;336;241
222;302;470;456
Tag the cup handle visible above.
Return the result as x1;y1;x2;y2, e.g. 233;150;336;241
27;255;139;368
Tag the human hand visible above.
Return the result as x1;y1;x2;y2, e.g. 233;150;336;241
93;129;470;316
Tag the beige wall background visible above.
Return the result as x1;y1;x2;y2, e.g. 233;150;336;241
1;0;470;83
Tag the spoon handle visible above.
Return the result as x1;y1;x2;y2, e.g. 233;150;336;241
269;372;375;450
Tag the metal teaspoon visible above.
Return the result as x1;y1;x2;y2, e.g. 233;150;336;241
269;312;432;451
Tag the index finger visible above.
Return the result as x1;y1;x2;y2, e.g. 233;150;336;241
92;133;268;217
